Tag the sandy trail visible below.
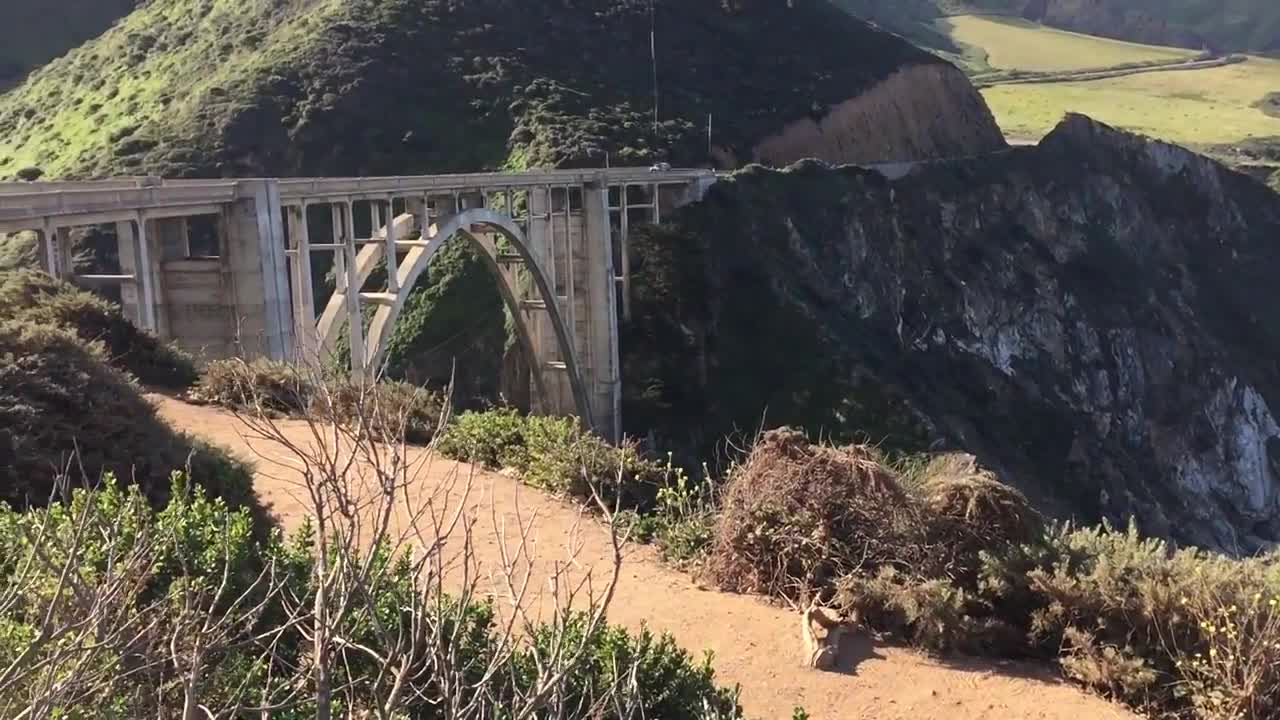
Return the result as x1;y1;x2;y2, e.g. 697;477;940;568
156;396;1138;720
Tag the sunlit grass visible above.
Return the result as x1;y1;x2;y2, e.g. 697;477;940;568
981;56;1280;145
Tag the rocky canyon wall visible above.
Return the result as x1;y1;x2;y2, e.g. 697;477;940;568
624;114;1280;553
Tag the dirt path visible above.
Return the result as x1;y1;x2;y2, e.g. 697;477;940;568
157;396;1139;720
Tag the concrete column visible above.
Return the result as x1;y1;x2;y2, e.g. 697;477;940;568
224;180;293;360
286;205;318;364
526;186;551;415
55;227;74;281
116;220;141;325
132;218;158;332
583;181;622;441
342;200;367;377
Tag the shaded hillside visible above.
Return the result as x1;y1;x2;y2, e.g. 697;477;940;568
969;0;1280;53
624;114;1280;553
0;0;138;89
840;1;1280;55
0;0;1004;400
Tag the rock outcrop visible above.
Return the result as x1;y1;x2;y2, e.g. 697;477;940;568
624;114;1280;553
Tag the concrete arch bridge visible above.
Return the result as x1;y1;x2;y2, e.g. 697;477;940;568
0;168;718;440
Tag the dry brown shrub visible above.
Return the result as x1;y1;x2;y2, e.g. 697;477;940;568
920;453;1041;585
706;428;928;601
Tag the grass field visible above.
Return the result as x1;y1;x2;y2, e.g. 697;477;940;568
981;56;1280;145
940;14;1197;73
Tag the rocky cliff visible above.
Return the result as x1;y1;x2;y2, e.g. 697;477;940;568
625;114;1280;553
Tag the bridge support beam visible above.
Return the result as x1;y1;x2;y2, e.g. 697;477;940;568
223;180;293;360
583;181;622;442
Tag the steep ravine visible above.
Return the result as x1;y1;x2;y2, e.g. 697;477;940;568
624;114;1280;553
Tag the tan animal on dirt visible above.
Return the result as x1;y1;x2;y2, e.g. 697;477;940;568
801;602;853;671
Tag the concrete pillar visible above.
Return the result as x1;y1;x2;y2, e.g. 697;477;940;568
286;204;318;364
224;180;293;360
116;220;141;325
526;186;558;417
583;181;622;441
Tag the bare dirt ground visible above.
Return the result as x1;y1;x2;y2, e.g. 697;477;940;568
155;395;1140;720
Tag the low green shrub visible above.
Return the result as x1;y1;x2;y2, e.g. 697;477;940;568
978;520;1280;715
0;269;197;388
643;462;720;566
438;409;664;509
435;407;529;468
0;478;744;719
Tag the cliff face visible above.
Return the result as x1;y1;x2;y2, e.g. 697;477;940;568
625;114;1280;553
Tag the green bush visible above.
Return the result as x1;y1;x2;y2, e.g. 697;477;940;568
523;617;742;720
0;479;744;719
438;410;664;509
0;319;262;522
0;270;197;389
435;407;530;469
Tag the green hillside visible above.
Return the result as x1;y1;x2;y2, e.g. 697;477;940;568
965;0;1280;53
840;1;1280;55
0;0;944;180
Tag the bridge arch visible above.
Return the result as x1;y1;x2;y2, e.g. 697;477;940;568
356;208;593;429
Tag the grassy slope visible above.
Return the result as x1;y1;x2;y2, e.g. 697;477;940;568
898;12;1280;153
0;0;940;179
942;15;1195;73
982;56;1280;145
841;1;1280;57
962;0;1280;53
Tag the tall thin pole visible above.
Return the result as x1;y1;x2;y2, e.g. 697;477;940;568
650;0;659;136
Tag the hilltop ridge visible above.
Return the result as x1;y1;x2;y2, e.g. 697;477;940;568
0;0;1004;180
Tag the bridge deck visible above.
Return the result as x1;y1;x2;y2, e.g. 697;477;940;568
0;168;718;232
